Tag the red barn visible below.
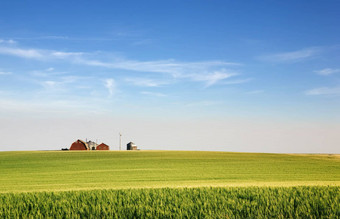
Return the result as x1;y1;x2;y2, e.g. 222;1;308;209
70;139;89;150
96;143;110;150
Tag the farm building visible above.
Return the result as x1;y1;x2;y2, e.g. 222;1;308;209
127;142;138;150
96;143;110;150
87;140;98;150
69;139;110;150
70;139;89;150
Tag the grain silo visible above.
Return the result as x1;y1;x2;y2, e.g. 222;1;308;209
127;142;138;150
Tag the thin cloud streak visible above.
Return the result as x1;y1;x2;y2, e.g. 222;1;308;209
0;46;83;60
125;78;168;87
81;59;239;75
38;76;83;91
0;39;16;44
314;68;340;76
0;44;242;86
187;70;237;87
0;47;44;59
305;86;340;96
51;51;84;58
36;36;69;40
0;71;12;75
259;47;321;62
222;78;252;85
30;68;67;77
81;59;241;86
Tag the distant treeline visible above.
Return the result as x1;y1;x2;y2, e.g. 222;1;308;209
1;186;339;218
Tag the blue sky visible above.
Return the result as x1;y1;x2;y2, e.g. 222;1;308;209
0;1;339;152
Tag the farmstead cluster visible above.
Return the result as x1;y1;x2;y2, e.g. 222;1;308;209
69;139;109;151
67;139;139;151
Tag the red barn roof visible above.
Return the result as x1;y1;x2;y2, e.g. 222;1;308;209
70;139;89;150
96;143;110;150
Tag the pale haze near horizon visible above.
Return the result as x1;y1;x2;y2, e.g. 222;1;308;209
1;114;339;153
0;1;339;153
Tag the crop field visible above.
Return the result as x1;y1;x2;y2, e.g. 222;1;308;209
0;151;339;193
0;151;339;217
1;186;339;218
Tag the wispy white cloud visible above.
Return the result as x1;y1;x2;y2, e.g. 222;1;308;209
125;70;241;87
30;68;68;77
185;70;237;87
0;47;44;59
104;78;116;97
314;68;340;76
38;36;69;40
51;51;83;59
125;78;168;87
259;47;321;62
0;44;242;87
81;59;239;75
222;78;252;85
0;39;16;44
140;91;166;97
39;75;84;90
82;59;241;86
305;86;340;96
0;71;12;75
0;46;83;60
42;80;58;88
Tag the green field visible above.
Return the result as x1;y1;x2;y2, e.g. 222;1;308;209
1;151;339;218
1;187;339;218
0;151;339;193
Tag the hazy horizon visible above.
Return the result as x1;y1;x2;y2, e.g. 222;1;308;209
0;1;339;153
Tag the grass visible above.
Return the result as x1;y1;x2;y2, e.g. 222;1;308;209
1;187;339;218
0;150;339;193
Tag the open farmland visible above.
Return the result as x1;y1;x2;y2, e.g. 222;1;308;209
0;151;339;217
0;151;339;193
